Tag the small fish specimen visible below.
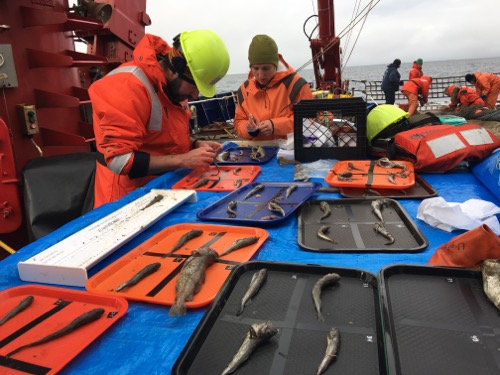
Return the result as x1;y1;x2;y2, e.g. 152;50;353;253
227;200;238;218
244;183;265;200
0;295;34;326
317;226;337;244
236;269;267;316
316;327;341;375
312;273;341;322
319;201;331;221
220;236;259;257
113;262;161;292
373;222;395;245
166;229;203;256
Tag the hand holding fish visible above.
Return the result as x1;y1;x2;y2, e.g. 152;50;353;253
247;113;259;131
193;140;223;154
258;119;274;136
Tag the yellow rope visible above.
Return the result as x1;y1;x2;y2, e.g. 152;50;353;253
0;240;16;255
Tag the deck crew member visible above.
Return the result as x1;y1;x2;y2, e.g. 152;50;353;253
233;34;313;140
401;75;432;116
89;32;229;207
381;58;403;104
442;84;485;110
408;58;424;80
465;72;500;109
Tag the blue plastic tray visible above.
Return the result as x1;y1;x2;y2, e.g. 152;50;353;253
215;146;279;164
197;181;321;225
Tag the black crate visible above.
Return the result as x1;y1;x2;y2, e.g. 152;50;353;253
293;97;367;162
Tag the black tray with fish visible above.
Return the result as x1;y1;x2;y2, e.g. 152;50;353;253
379;264;500;375
297;198;428;252
215;146;279;164
339;174;437;199
173;261;386;375
197;181;322;225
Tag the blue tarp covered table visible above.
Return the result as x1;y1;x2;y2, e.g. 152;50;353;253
0;157;498;374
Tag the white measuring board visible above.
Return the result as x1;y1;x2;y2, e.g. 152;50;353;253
18;189;197;287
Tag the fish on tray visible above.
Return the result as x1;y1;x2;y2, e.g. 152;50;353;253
220;236;259;257
482;259;500;311
373;222;395;245
371;198;389;222
221;320;278;375
0;295;34;326
317;225;337;244
112;262;161;292
236;269;267;316
312;273;341;322
166;229;203;256
316;327;340;375
244;183;265;200
169;247;218;316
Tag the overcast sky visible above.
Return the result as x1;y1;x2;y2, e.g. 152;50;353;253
144;0;500;75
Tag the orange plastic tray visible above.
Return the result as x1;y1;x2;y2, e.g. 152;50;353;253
0;285;127;375
86;223;268;308
325;160;415;189
172;165;261;192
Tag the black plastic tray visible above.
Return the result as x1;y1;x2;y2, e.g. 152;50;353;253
297;198;428;252
339;174;437;199
379;265;500;375
197;182;321;225
173;261;386;375
216;146;279;164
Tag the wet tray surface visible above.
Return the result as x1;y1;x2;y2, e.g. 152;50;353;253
325;160;415;189
197;182;322;225
172;165;260;192
173;261;386;375
215;146;279;164
339;174;437;199
0;285;127;375
86;223;268;307
297;198;428;252
379;265;500;375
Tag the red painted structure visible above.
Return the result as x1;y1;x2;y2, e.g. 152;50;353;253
0;0;150;250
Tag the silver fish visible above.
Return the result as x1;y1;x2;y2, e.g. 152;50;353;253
373;222;395;245
317;226;337;244
166;229;203;255
482;259;500;310
284;184;298;199
6;308;105;357
193;178;210;188
319;201;331;221
169;247;218;316
371;198;388;222
244;183;265;200
113;262;161;292
376;157;395;168
221;321;278;375
316;327;340;375
236;269;267;316
268;199;286;217
0;295;34;326
388;173;397;185
312;273;341;322
220;236;259;257
227;200;237;218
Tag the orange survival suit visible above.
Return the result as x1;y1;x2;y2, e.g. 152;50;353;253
233;55;312;140
408;63;423;80
89;34;191;208
401;76;432;116
471;71;500;109
448;85;485;109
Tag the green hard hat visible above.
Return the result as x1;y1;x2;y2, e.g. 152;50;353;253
180;30;230;98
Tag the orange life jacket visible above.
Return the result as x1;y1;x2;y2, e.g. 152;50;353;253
89;34;191;207
408;63;423;79
234;55;312;140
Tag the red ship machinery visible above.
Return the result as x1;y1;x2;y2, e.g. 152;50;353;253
0;0;151;256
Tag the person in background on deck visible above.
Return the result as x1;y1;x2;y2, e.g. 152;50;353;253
409;58;423;79
465;72;500;109
401;75;432;116
89;31;229;208
233;34;313;140
381;58;403;104
441;84;485;111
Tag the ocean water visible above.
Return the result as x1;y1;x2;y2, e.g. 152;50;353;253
216;57;500;94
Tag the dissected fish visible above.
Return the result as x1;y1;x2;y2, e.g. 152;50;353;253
220;236;259;257
193;178;210;188
244;183;265;200
268;199;286;217
216;150;230;162
284;184;298;199
371;198;388;222
482;259;500;311
6;307;105;357
0;295;34;326
312;273;341;322
316;327;341;375
317;226;337;244
237;269;267;316
169;247;218;316
319;201;331;221
373;222;395;245
113;262;161;292
227;200;238;218
166;229;203;256
221;321;278;375
376;157;407;172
